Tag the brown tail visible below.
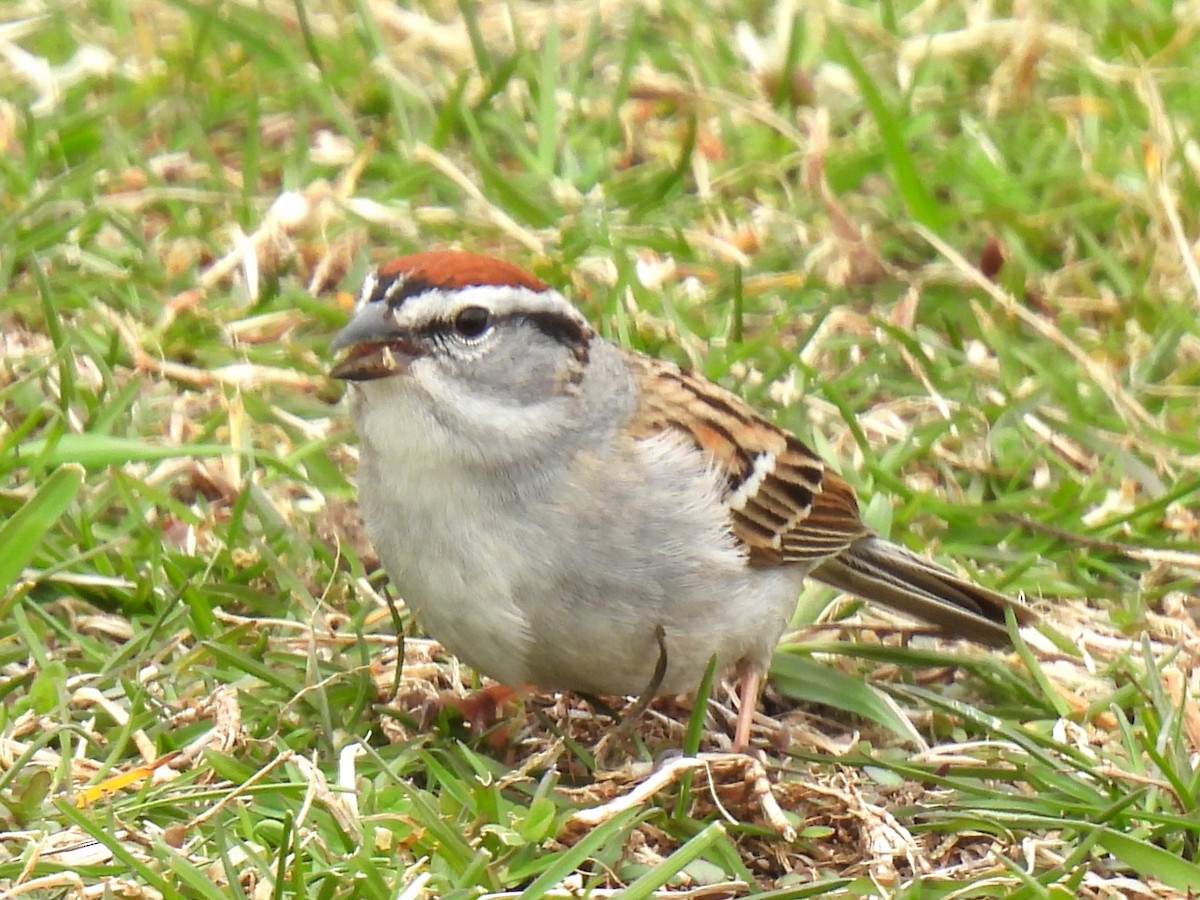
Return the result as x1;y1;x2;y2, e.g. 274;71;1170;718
811;536;1035;644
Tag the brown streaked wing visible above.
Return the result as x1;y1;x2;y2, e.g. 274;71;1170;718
781;467;870;560
624;353;870;566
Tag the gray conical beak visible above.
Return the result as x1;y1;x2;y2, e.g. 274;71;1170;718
330;304;423;381
331;302;399;352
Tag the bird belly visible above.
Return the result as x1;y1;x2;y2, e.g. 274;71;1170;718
510;432;812;697
358;466;544;688
354;400;809;698
519;564;809;696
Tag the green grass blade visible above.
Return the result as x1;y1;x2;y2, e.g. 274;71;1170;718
769;648;922;743
829;26;944;230
1095;828;1200;891
54;800;173;893
619;821;727;899
0;463;83;595
16;435;241;467
516;808;644;898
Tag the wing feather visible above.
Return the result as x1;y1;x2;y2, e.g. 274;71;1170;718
620;351;1036;639
623;353;869;566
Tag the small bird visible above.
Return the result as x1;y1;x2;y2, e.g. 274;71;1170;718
331;250;1035;749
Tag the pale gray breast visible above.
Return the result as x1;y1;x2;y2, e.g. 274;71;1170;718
512;430;809;695
348;346;807;696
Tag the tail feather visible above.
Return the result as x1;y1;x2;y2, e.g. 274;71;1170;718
811;536;1035;645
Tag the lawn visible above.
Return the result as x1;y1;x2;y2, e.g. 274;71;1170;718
3;0;1200;896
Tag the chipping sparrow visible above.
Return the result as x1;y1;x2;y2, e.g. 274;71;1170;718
331;250;1035;749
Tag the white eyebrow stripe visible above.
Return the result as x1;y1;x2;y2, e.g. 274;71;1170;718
356;272;378;309
382;274;407;303
389;284;588;330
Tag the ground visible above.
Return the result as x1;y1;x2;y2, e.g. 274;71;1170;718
3;1;1200;897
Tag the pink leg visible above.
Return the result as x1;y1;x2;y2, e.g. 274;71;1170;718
438;682;519;733
733;668;761;752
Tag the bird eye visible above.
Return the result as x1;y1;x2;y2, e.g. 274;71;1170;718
453;306;491;338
